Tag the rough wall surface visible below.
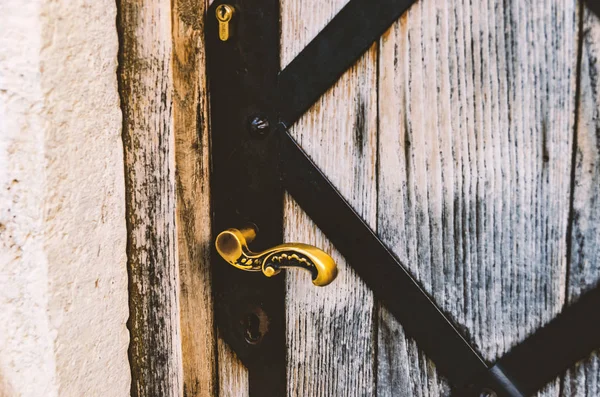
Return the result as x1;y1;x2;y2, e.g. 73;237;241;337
0;0;130;396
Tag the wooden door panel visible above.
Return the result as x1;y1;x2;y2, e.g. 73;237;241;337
280;0;584;396
119;0;600;395
377;1;579;396
210;1;598;396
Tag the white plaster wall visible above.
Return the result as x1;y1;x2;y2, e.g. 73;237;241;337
0;0;130;396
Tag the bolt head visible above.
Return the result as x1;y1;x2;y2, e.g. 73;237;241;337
248;115;270;136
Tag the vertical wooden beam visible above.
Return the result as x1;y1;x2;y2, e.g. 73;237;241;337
562;6;600;396
118;0;183;395
172;0;217;396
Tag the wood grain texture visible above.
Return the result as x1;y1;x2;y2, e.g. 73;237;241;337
172;0;217;396
281;1;378;395
561;7;600;397
117;0;596;395
377;1;579;396
217;334;249;397
118;0;183;395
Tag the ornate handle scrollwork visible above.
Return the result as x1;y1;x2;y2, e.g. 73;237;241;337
215;227;338;286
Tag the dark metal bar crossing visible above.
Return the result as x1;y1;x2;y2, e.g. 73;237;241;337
276;0;417;127
279;130;493;390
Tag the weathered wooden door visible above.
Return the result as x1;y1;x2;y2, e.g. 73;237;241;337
119;0;600;396
206;0;600;395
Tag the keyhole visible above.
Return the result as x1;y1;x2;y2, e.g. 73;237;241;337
243;312;262;344
216;4;232;21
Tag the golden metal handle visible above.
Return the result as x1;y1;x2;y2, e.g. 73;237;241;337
215;227;338;286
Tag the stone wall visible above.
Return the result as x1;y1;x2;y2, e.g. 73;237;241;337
0;0;130;395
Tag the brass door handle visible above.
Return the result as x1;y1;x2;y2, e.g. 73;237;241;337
215;227;338;286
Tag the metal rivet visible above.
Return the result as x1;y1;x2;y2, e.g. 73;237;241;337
248;115;270;136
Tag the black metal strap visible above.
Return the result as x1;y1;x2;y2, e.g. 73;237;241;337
476;286;600;396
276;0;599;130
279;130;492;389
207;1;287;395
586;0;600;18
276;0;417;127
281;130;600;397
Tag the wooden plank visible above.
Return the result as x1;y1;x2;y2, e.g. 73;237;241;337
281;1;378;395
172;0;217;396
217;335;249;397
118;0;183;395
561;7;600;397
376;0;579;395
